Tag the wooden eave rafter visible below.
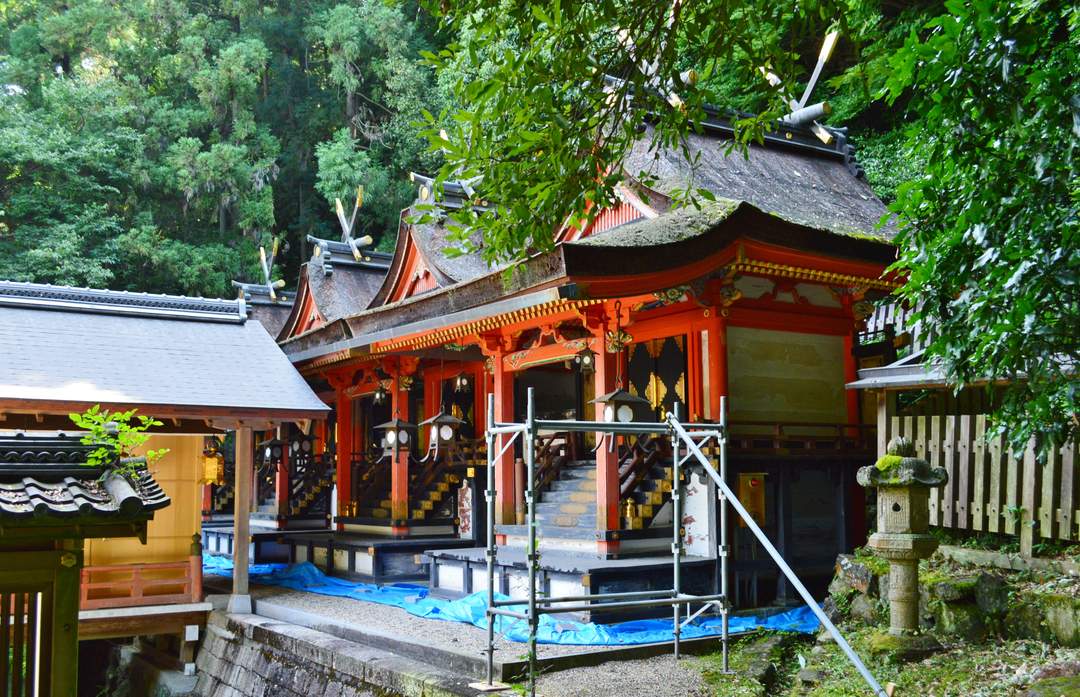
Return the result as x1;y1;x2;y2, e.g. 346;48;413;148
371;297;605;354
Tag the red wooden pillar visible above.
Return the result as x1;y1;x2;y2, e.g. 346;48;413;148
335;387;353;531
487;343;517;527
594;344;621;555
275;426;289;529
390;371;411;535
705;311;729;421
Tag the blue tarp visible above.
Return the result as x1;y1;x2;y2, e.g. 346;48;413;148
204;554;821;646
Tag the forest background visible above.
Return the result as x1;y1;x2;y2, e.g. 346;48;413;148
0;0;921;295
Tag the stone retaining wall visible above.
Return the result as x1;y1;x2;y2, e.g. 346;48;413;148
193;611;478;697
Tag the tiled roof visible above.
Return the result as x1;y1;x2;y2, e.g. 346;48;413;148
0;435;170;519
0;280;329;418
0;280;244;322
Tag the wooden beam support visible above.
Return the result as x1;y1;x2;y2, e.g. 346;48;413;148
228;426;253;613
593;335;621;555
390;368;411;535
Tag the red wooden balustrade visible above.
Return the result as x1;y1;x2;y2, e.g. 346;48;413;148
79;555;203;610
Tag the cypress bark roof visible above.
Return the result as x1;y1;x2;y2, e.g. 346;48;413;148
623;125;896;241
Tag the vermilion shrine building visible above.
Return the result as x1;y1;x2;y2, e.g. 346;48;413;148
273;112;900;604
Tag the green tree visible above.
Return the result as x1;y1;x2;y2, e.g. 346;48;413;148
0;0;442;294
419;0;1077;450
882;1;1078;451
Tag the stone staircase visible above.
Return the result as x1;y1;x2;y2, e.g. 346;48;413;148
497;458;675;547
353;469;460;522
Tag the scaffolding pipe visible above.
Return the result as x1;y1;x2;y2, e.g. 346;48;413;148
489;608;530;620
480;390;886;697
719;395;731;672
484;393;497;687
669;416;888;697
492;589;675;606
531;593;729;615
671;401;683;660
525;388;539;697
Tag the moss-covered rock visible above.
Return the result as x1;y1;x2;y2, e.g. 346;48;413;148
1024;676;1080;697
974;572;1010;617
934;602;988;642
1042;593;1080;648
1007;598;1055;643
850;594;880;625
929;577;977;603
831;554;877;595
866;631;941;663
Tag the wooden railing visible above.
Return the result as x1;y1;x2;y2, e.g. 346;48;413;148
534;431;575;491
882;413;1079;553
80;557;202;610
724;420;876;454
619;435;670;499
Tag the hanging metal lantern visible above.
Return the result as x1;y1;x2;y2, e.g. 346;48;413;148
374;418;416;458
452;371;471;393
574;347;596;375
420;412;466;454
372;382;389;405
591;388;650;424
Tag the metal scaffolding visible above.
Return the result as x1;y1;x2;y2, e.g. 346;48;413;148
481;387;887;697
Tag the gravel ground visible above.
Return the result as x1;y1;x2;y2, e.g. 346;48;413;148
533;655;711;697
247;584;715;696
249;584;604;659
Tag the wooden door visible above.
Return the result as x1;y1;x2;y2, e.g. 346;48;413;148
628;335;688;419
0;549;80;697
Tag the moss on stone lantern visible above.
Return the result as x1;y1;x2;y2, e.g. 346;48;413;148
858;436;948;637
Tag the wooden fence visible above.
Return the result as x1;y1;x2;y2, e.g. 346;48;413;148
881;413;1078;555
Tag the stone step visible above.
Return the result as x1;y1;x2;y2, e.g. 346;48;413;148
539;489;595;504
534;501;590;516
495;523;598;541
549;478;596;493
559;467;597;481
535;512;596;527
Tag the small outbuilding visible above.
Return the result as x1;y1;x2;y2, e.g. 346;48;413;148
0;433;171;694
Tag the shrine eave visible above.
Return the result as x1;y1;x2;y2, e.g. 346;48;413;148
283;198;897;369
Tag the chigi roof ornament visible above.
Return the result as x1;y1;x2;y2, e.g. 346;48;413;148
761;28;841;144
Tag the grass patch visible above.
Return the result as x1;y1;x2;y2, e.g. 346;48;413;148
782;628;1080;696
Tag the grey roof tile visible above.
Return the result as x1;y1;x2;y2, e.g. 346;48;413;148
0;281;328;417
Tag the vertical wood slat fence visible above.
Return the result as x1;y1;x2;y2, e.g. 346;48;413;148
1;590;46;697
881;413;1079;555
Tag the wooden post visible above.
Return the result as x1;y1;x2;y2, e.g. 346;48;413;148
276;425;289;529
190;534;203;602
704;312;728;421
489;342;517;526
52;541;82;696
391;371;410;535
229;426;253;613
335;387;353;531
1020;438;1041;557
594;345;621;555
201;482;213;522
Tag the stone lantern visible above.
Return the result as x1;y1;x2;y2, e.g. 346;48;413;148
857;436;947;636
